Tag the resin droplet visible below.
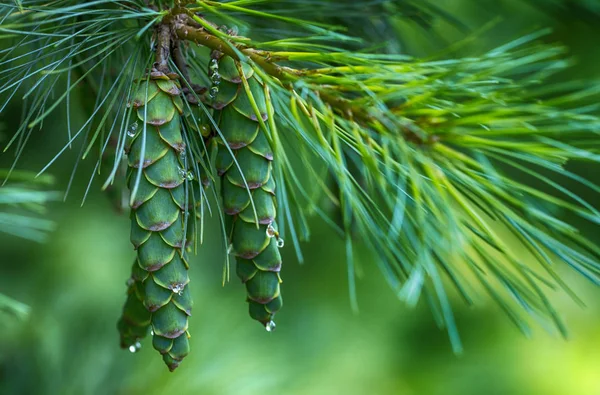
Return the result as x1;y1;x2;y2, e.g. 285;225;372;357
209;86;219;99
266;224;276;238
265;321;276;332
277;238;285;248
186;171;195;181
200;125;211;136
128;341;141;353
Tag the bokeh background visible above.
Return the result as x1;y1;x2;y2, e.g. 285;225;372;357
1;1;599;394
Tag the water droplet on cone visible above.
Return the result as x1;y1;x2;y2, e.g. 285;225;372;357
265;321;276;332
128;341;141;353
172;284;184;295
277;238;285;248
209;58;219;72
178;168;187;179
127;122;138;137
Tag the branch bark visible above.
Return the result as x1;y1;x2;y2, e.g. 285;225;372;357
154;24;171;73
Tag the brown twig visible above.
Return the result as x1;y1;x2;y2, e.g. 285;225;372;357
171;19;433;145
173;22;302;80
173;24;367;113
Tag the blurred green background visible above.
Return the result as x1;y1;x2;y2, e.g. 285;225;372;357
1;1;599;394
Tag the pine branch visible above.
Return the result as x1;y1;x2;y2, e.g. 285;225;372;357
174;20;432;146
1;0;599;364
170;12;600;349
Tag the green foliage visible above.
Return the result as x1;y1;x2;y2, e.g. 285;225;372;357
0;169;57;241
0;0;599;367
0;291;30;326
0;169;57;325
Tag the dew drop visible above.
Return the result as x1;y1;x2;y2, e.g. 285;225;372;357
209;58;219;72
266;224;276;238
209;86;219;99
277;238;285;248
186;171;195;181
265;321;276;332
128;341;141;353
178;167;187;179
127;122;138;137
211;72;221;85
172;284;185;295
227;243;233;254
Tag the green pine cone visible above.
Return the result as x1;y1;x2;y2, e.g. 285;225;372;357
213;56;283;331
120;72;193;371
117;261;151;352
